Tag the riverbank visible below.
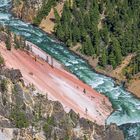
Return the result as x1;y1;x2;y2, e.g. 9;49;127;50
32;16;140;99
11;0;140;99
0;42;112;125
28;16;140;99
37;7;140;99
31;20;140;99
69;47;140;98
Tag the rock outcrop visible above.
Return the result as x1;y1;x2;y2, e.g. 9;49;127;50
0;67;124;140
102;124;124;140
12;0;43;22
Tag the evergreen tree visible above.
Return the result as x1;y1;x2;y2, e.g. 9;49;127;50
56;23;65;41
5;35;11;51
100;48;107;67
53;7;60;23
82;37;95;56
112;37;122;65
54;0;140;69
0;54;4;67
14;35;20;49
109;52;116;69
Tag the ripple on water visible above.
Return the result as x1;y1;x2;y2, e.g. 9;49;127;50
0;1;140;139
119;123;140;140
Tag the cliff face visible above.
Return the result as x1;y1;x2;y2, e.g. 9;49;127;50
0;67;124;140
12;0;63;32
12;0;43;22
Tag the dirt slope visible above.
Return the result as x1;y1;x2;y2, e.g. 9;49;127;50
0;43;112;125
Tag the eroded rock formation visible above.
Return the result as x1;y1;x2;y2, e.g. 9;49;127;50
0;67;124;140
12;0;43;22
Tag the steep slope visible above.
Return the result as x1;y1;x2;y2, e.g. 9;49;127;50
12;0;44;22
11;0;140;97
0;62;124;140
0;40;112;125
12;0;62;24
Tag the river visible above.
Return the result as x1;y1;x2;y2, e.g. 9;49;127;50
0;1;140;139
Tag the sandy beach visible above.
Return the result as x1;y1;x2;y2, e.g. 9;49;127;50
0;42;112;125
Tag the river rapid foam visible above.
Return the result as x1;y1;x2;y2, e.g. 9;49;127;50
0;0;140;139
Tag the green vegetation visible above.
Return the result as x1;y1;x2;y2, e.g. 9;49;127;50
124;52;140;79
43;117;55;137
33;0;60;25
0;54;4;67
10;106;29;128
13;0;22;5
0;79;8;92
53;7;60;24
5;34;11;50
5;28;11;50
54;0;140;70
14;34;20;49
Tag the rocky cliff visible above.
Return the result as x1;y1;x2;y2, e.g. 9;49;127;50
0;66;124;140
12;0;43;22
12;0;62;24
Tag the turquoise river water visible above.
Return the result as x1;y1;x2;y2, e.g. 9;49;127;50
0;0;140;139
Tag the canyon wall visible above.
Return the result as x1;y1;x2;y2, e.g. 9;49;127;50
0;67;124;140
12;0;43;22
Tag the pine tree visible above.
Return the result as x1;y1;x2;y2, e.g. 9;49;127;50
14;35;20;49
82;37;95;56
56;23;65;41
0;54;4;67
109;52;116;69
100;48;107;67
53;7;60;24
72;25;81;42
112;37;122;65
5;35;11;51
